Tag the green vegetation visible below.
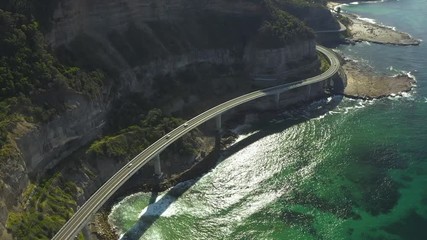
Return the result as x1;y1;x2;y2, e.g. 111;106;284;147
271;0;338;31
0;10;61;100
6;174;81;240
57;33;121;77
256;7;314;48
88;109;201;161
0;9;104;112
0;9;104;100
0;0;60;32
276;0;327;8
0;9;104;239
0;9;104;150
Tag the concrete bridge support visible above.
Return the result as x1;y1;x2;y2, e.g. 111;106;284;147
306;85;312;101
216;114;222;131
324;78;334;94
275;92;280;109
82;224;90;240
154;154;162;176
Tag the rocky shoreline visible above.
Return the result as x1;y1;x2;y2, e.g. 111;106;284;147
340;59;415;99
343;13;420;46
328;1;421;46
326;1;418;99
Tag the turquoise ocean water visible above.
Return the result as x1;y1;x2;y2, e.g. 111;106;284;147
109;1;427;239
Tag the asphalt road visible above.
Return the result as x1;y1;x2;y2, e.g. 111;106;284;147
52;45;340;240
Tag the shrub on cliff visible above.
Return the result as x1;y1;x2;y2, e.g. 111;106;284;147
255;6;314;48
0;10;105;239
6;174;79;240
0;0;60;32
0;10;104;102
0;9;105;159
277;0;327;8
88;109;201;161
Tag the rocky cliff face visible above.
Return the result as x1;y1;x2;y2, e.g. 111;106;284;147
0;155;28;240
47;0;262;47
17;92;107;177
0;91;106;240
48;0;318;95
245;40;317;80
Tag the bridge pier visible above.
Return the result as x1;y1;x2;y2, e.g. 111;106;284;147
329;77;335;89
306;85;312;101
324;78;333;94
154;154;162;176
275;92;280;109
82;223;90;240
216;114;222;131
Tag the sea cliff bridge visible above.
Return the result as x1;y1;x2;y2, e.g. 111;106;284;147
53;45;342;240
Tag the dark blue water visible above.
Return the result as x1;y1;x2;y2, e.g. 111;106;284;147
109;1;427;239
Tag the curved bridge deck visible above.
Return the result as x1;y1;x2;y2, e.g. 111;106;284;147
52;45;340;240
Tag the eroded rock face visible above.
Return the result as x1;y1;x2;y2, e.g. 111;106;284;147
47;0;262;47
48;0;319;96
245;40;317;80
0;153;29;240
121;49;236;97
17;92;107;177
0;91;107;238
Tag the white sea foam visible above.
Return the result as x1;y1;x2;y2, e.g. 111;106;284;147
404;71;417;81
334;98;378;114
358;17;377;24
357;0;387;4
350;2;359;5
109;192;146;213
230;124;251;134
387;91;414;101
314;114;327;120
400;91;414;99
355;14;400;32
233;130;259;143
333;4;348;12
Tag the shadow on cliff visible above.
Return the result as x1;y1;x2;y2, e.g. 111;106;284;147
119;94;343;239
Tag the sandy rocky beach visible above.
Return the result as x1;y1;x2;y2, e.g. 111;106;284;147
328;1;420;99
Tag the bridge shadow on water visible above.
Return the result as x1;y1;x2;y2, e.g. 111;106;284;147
120;95;343;240
223;95;343;159
120;179;197;239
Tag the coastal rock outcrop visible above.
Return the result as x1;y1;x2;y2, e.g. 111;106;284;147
341;60;415;99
